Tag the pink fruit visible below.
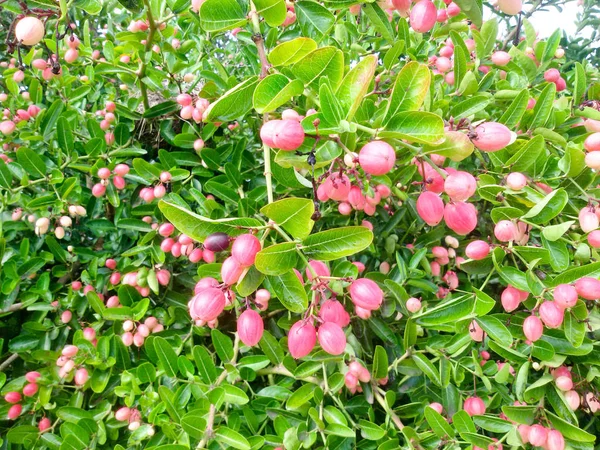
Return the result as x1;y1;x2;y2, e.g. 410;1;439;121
436;56;452;73
359;141;396;175
410;0;437;33
429;402;444;414
491;51;511;66
523;315;544;342
465;240;490;260
23;382;38;396
38;417;51;432
471;122;515;152
469;320;484;342
392;0;411;13
501;286;521;312
553;284;578;310
232;234;261;267
324;173;352;201
565;390;580;410
348;186;366;210
555;375;573;391
444;202;478;235
157;269;170;286
267;119;305;151
288;321;317;359
574;277;600;300
8;404;22;420
579;208;598;233
159;223;174;237
62;345;78;357
497;0;522;15
528;425;548;447
306;260;330;280
539;301;564;329
0;120;16;135
319;300;350;327
518;424;531;444
506;172;527;190
237;309;264;346
464;396;486;416
416;191;444;226
83;327;96;341
345;372;358;390
121;332;133;346
584;132;600;152
26;371;41;383
189;248;203;263
194;277;220;295
15;17;45;45
189;288;226;321
221;256;245;285
74;368;89;386
4;392;21;403
544;68;560;83
350;278;383;310
447;2;460;16
406;297;422;312
114;164;129;176
61;310;72;323
318;322;346;355
64;48;79;63
133;332;145;347
587;151;600;169
444;171;477;201
92;183;106;197
546;429;565;450
494;220;517;242
177;94;192;106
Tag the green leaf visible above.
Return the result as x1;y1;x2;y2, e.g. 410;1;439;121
193;345;217;383
564;312;585;348
301;226;373;260
255;242;298;275
372;345;388;379
40;99;64;138
154;337;178;377
413;294;473;326
6;426;39;444
362;3;395;42
453;45;468;89
236;265;265;297
142;100;180;119
199;0;247;32
454;0;482;27
515;361;529;402
181;412;207;439
56;117;74;152
541;221;574;241
253;74;304;114
295;1;335;43
286;383;315;410
206;76;260;121
267;271;308;313
412;353;441;386
268;38;317;66
545;411;596;442
573;62;586;105
498;89;529;129
379;111;445;144
212;329;234;362
423;130;474;162
475;316;512;347
16;148;47;179
261;197;315;239
158;386;182;423
521;188;568;224
504;135;545;172
384;62;431;122
292;47;344;91
528;82;556;130
336;55;377;121
425;407;455;438
116;0;142;12
453;410;477;435
475;17;497;58
158;201;261;242
253;0;287;26
259;330;284;364
0;159;13;189
359;420;386;440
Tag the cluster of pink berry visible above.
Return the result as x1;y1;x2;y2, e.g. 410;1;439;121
121;317;163;347
543;68;567;93
518;424;565;449
56;345;89;384
118;268;170;297
63;34;80;64
92;163;130;197
139;171;171;202
177;93;210;124
115;406;152;432
96;100;117;131
159;224;216;264
582;129;600;172
4;371;42;420
260;115;305;151
549;367;600;412
0;103;41;136
343;360;387;395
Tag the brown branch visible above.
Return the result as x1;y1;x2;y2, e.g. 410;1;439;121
0;353;20;372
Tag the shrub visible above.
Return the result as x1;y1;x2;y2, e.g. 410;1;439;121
0;0;600;448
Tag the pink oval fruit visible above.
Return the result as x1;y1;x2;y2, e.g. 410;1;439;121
358;141;396;175
410;0;437;33
523;315;544;342
444;171;477;201
471;122;515;152
444;202;478;235
464;396;486;416
237;309;264;346
465;240;490;260
317;322;347;355
189;288;226;321
288;321;317;359
231;234;261;267
574;277;600;300
416;191;444;226
553;284;578;309
349;278;383;310
539;301;564;329
15;17;45;46
319;300;351;327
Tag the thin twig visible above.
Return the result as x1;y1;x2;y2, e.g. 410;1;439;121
0;353;20;372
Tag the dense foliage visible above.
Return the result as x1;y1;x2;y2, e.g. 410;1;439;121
1;0;600;449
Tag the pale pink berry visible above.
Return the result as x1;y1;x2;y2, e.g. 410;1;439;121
565;390;580;410
410;0;437;33
306;260;330;280
74;368;89;386
264;119;305;151
579;208;598;233
506;172;527;190
465;240;490;260
544;68;560;83
584;132;600;152
444;171;477;201
121;332;133;346
0;120;16;135
406;297;422;312
133;333;145;347
115;406;131;421
555;375;573;392
574;277;600;300
359;141;396;175
416;191;444;226
237;309;264;346
25;371;41;383
221;256;245;285
324;173;352;202
494;220;517;242
497;0;522;15
156;269;170;286
4;392;21;403
319;300;350;327
464;396;486;416
546;429;565;450
8;404;22;420
23;382;38;396
500;286;521;312
61;310;72;323
62;345;78;357
469;320;484;342
349;278;383;311
92;183;106;197
194;277;220;295
345;372;358;391
189;288;226;321
160;171;172;183
553;284;578;309
471;122;515;152
539;301;564;329
288;321;317;359
444;202;478;235
114;164;129;176
38;417;51;432
491;51;511;66
15;17;45;45
318;322;346;355
83;327;96;341
523;315;544;342
177;94;192;106
528;425;548;447
232;234;261;267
